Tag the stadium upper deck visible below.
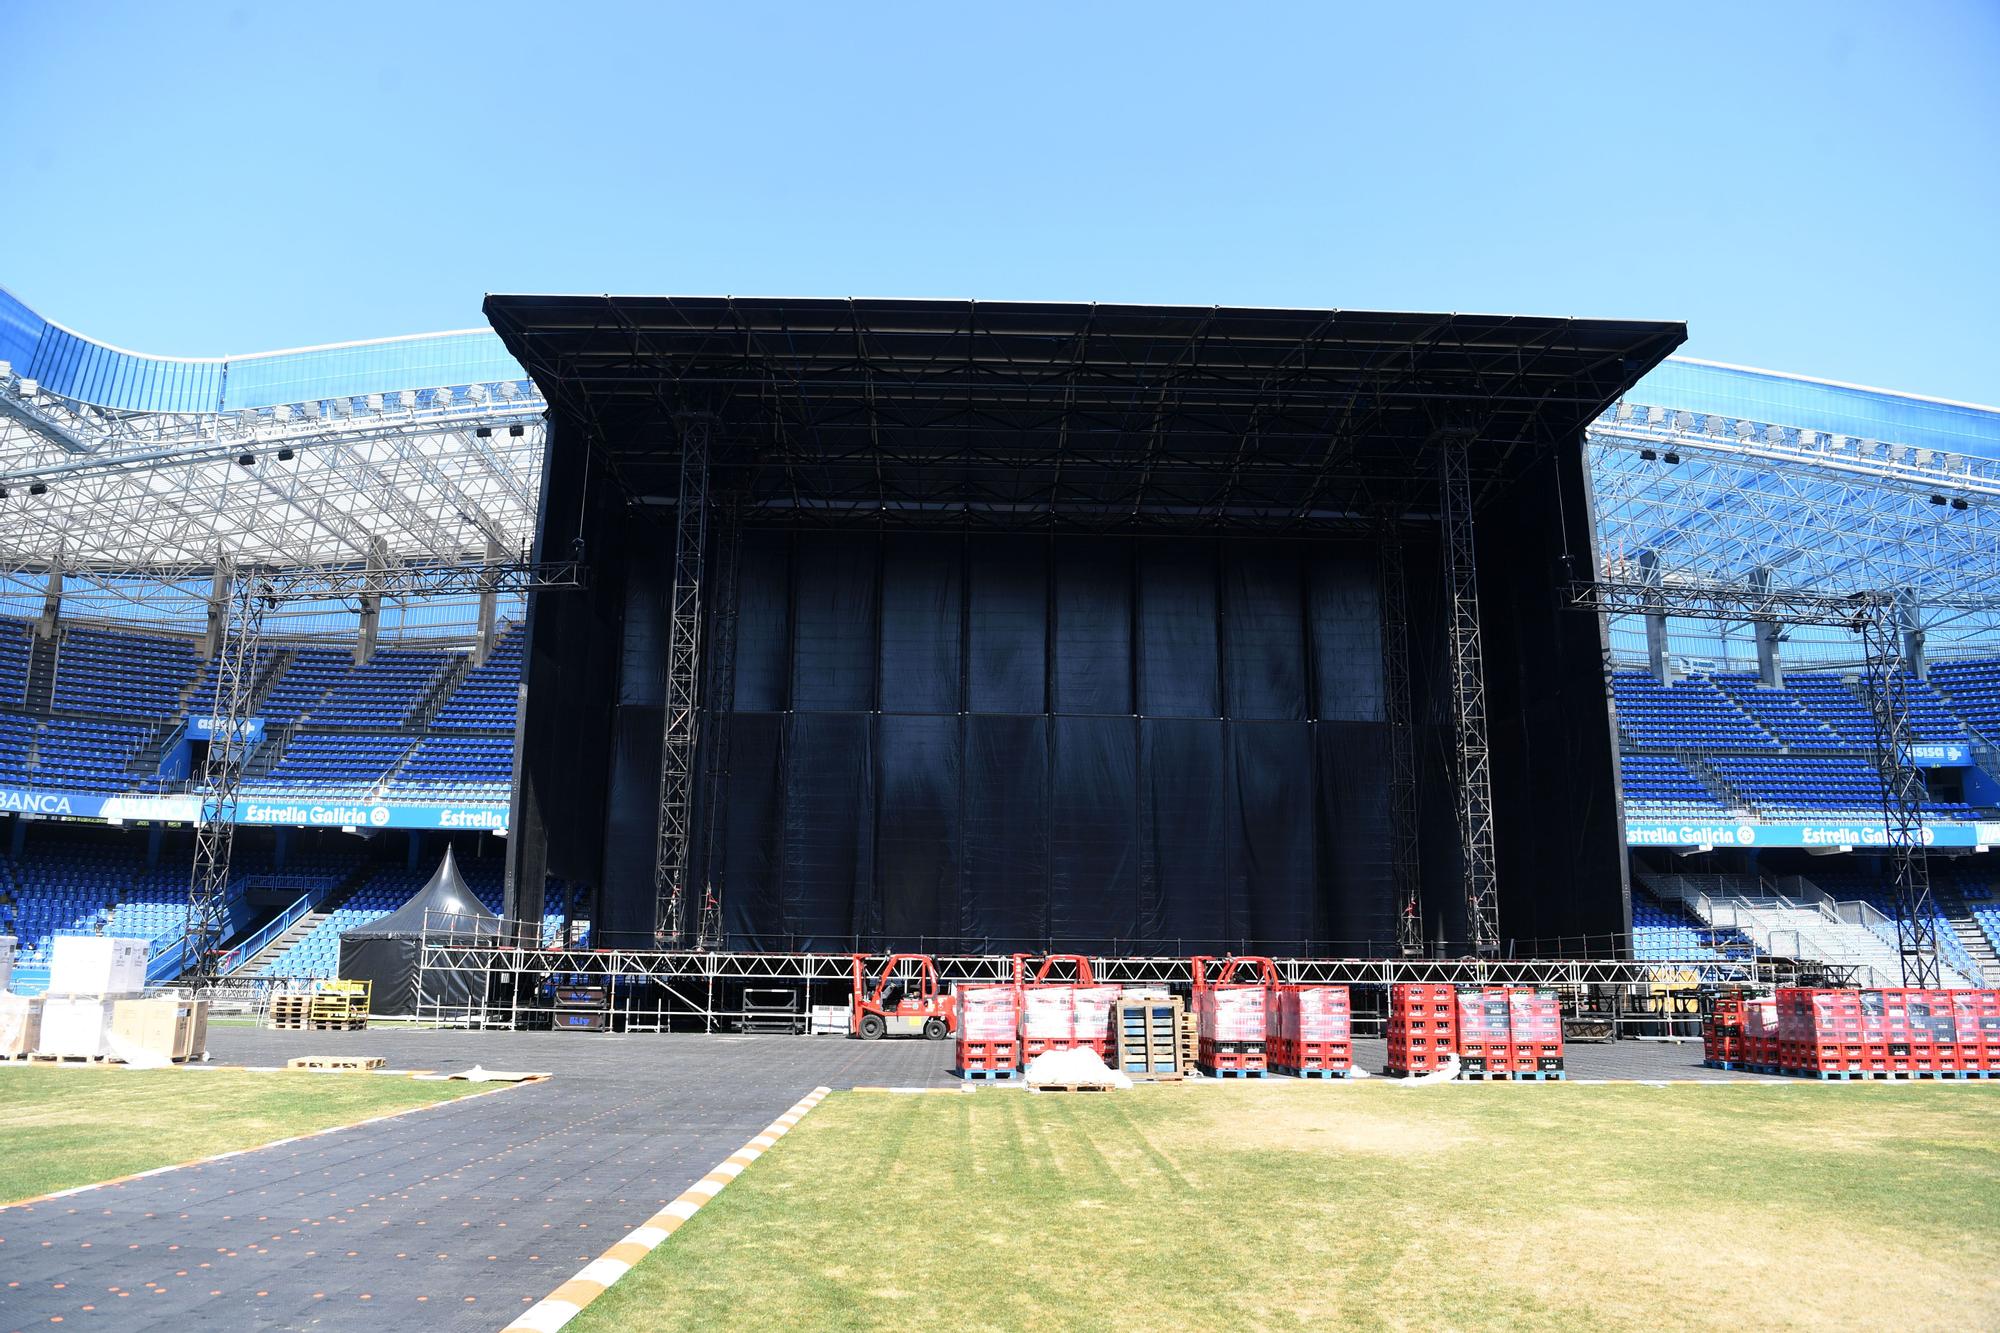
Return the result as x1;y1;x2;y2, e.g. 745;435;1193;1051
1;286;1998;851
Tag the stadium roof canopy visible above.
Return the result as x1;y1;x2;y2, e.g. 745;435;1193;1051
485;294;1685;531
0;286;545;584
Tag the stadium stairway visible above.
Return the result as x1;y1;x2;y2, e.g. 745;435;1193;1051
1932;881;2000;985
411;652;475;728
24;633;57;713
232;907;335;977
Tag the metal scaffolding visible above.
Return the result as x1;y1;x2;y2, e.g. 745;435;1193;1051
1377;522;1423;956
180;561;267;985
654;415;712;946
1436;430;1499;956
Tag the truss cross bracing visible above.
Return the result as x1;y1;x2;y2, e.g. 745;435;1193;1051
181;563;265;984
654;415;712;946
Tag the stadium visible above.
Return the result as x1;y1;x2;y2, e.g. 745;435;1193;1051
4;283;1999;1328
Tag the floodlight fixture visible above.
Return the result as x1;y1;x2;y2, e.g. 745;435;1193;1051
238;453;257;467
276;447;295;461
508;424;525;437
29;482;47;495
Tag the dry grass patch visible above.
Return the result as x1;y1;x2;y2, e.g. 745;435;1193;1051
574;1081;2000;1332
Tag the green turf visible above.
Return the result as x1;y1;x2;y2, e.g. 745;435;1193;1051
573;1082;2000;1332
0;1067;477;1205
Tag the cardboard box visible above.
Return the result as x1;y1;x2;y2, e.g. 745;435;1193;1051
0;992;41;1056
1072;986;1120;1042
0;933;14;993
49;935;149;997
40;997;119;1058
111;998;203;1061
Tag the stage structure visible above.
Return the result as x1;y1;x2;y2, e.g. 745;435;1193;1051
486;297;1684;958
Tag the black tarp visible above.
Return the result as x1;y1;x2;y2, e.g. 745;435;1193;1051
338;847;501;1016
694;531;1399;955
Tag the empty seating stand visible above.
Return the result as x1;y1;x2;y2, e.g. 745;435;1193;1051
53;626;200;719
1611;673;1776;749
431;627;523;730
1618;754;1730;815
0;619;30;707
245;732;412;797
1929;657;2000;745
305;648;447;728
385;734;512;799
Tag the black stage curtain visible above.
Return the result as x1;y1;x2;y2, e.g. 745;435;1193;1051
706;531;1397;954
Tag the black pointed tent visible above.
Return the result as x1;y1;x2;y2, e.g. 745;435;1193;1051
337;847;501;1016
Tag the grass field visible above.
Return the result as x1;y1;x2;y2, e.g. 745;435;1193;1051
0;1067;476;1205
574;1081;2000;1332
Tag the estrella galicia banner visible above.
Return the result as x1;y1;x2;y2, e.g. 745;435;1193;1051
1626;818;1998;850
0;784;506;834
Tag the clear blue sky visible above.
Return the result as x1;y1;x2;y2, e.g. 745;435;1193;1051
3;1;1996;402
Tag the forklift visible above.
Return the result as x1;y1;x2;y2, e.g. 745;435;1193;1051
848;953;956;1040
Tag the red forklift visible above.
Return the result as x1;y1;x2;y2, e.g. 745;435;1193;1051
848;953;956;1040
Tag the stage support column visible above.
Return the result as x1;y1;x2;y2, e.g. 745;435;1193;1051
1897;587;1926;682
201;558;229;661
1752;564;1783;686
473;537;504;667
355;536;388;665
653;413;712;946
1378;521;1423;956
37;548;63;642
1437;429;1499;957
1638;549;1671;684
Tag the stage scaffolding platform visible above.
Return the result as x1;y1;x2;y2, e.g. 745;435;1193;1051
415;913;1855;1038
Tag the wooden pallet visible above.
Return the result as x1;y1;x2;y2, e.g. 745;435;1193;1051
286;1055;386;1071
1029;1082;1114;1093
28;1052;118;1064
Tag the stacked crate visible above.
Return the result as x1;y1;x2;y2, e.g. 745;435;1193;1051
1744;996;1780;1070
1454;988;1512;1077
1020;985;1078;1060
1072;985;1120;1062
1268;985;1352;1077
1777;987;1863;1076
1386;983;1457;1076
955;985;1021;1079
1507;990;1565;1077
1778;987;2000;1078
1196;985;1269;1076
1956;989;2000;1073
1114;997;1184;1078
1703;989;1748;1068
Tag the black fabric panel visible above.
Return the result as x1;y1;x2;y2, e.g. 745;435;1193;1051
962;715;1047;951
1310;546;1385;723
1139;719;1228;952
968;535;1047;714
878;532;961;715
1230;722;1316;949
1049;716;1139;950
781;713;874;949
1224;547;1307;721
719;714;784;950
875;714;960;943
1314;721;1395;949
791;532;878;712
596;703;664;948
1052;537;1133;716
1138;539;1219;718
733;530;793;712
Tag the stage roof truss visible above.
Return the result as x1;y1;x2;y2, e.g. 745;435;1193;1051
487;296;1686;536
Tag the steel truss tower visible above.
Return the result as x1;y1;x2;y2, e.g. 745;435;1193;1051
1856;607;1942;986
655;415;712;946
182;561;267;985
1436;430;1500;956
1377;523;1424;956
1574;578;1942;986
